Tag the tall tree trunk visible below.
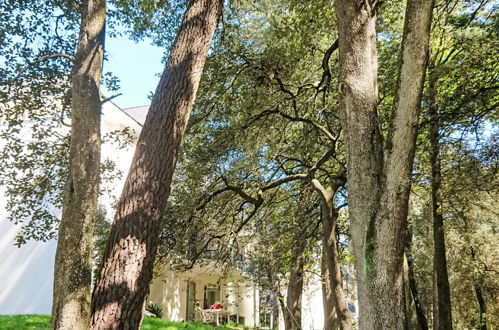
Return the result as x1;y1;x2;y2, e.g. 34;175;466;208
403;255;422;329
432;266;439;330
470;248;487;330
428;72;453;330
475;285;487;330
322;249;338;330
286;248;305;329
278;292;292;330
316;183;352;330
51;0;105;329
334;0;433;328
90;0;222;328
273;279;281;330
406;226;429;330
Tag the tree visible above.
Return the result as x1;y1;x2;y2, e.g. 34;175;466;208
334;0;434;328
423;2;498;327
0;1;78;245
90;0;223;328
50;1;106;328
150;2;354;327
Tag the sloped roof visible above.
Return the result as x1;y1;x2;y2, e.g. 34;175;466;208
122;105;149;125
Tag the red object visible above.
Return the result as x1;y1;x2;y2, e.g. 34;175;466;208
210;304;221;309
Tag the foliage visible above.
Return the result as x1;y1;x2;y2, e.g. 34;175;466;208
0;1;131;246
407;1;499;327
0;0;497;327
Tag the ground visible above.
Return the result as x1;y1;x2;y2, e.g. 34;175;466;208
0;315;234;330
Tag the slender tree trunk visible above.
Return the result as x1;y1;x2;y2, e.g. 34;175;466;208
428;72;453;330
90;0;222;328
432;266;439;330
278;292;292;330
334;0;433;328
407;256;429;330
273;280;281;330
322;249;338;330
318;184;352;330
475;285;487;330
286;248;305;329
406;226;429;330
51;0;105;329
470;248;487;330
403;255;422;329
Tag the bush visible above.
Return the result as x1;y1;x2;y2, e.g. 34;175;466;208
145;303;164;318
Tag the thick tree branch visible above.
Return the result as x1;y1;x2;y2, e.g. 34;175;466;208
318;39;339;90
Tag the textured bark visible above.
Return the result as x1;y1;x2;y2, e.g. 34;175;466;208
51;0;105;329
286;248;305;329
314;182;352;330
321;251;338;330
428;73;453;330
334;0;433;328
90;0;222;328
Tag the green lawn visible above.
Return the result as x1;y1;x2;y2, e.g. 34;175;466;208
0;315;233;330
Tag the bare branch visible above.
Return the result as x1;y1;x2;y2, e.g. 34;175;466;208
101;93;122;104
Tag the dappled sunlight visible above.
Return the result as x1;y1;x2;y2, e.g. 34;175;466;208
0;209;56;314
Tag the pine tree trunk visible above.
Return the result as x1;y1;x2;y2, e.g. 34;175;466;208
428;72;453;330
334;0;433;328
286;248;304;329
90;0;222;328
51;0;105;329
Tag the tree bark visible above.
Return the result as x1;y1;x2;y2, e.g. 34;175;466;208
51;0;105;329
90;0;222;328
315;183;352;330
286;247;305;329
322;250;338;330
334;0;433;328
428;72;453;330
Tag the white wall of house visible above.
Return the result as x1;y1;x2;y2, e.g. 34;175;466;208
0;101;138;315
149;263;260;327
0;196;57;314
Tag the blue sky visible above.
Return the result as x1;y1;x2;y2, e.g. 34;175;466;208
104;36;165;109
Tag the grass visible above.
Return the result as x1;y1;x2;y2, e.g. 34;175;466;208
0;315;233;330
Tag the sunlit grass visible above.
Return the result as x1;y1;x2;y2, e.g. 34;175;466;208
0;315;233;329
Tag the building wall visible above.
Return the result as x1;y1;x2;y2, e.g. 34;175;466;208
0;197;57;314
148;264;259;327
0;101;138;315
